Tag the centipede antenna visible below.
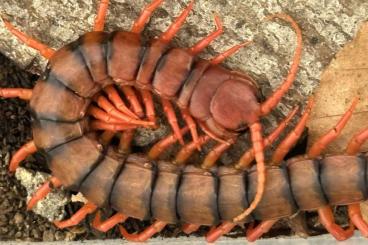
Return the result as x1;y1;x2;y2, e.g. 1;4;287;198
271;98;314;165
148;127;189;160
0;88;33;100
345;127;368;155
92;211;127;232
131;0;164;34
260;14;302;116
159;0;194;42
94;0;109;31
174;135;210;165
308;97;359;158
235;105;299;169
211;40;253;65
2;18;55;59
233;121;265;222
8;140;37;173
54;202;97;229
189;15;223;55
162;98;185;145
27;176;62;210
119;220;167;242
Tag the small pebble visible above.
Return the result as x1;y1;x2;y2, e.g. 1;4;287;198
42;230;55;242
14;212;24;224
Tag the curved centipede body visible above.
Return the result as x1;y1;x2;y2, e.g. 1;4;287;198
3;0;366;243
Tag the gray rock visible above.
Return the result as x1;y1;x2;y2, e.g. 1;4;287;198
14;167;69;221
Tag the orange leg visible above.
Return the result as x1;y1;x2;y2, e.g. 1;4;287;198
94;0;109;31
233;122;265;223
174;135;210;165
131;0;164;34
139;89;156;126
9;140;37;172
0;88;33;100
92;211;127;233
189;15;223;55
88;105;125;124
94;95;153;126
246;219;278;242
159;0;194;42
235;106;299;170
271;98;314;165
2;19;55;59
201;142;232;169
27;176;62;210
119;220;167;242
182;223;200;234
118;129;135;154
103;85;138;119
181;109;200;150
317;206;354;241
211;40;253;65
148;127;189;160
206;221;236;243
346;127;368;155
308;98;358;158
161;98;185;145
99;130;116;146
198;121;231;145
54;202;97;229
348;203;368;237
120;86;144;118
90;120;137;131
260;14;302;116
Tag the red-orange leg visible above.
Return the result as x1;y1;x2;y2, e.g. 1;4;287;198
27;176;62;210
182;223;200;234
260;14;302;116
118;129;135;154
120;86;144;118
159;0;194;42
271;98;314;165
189;15;223;55
131;0;164;34
99;130;116;146
346;127;368;155
235;106;299;170
92;211;127;233
139;89;156;126
198;121;231;145
181;108;200;150
348;203;368;237
308;98;358;158
54;202;97;229
233;122;265;222
148;127;189;160
94;0;109;31
0;88;33;100
90;120;138;131
94;95;153;126
103;85;138;119
317;206;354;241
9;140;37;172
119;220;167;242
174;135;210;165
211;40;253;65
2;19;55;59
201;142;232;169
246;219;278;242
161;98;184;145
206;221;236;243
88;106;125;124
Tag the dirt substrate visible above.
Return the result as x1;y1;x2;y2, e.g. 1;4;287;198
0;53;351;242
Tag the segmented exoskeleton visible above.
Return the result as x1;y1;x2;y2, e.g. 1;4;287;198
4;0;356;243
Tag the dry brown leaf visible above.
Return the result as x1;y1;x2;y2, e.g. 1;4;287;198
307;21;368;154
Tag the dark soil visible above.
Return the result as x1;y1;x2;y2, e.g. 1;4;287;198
0;52;350;242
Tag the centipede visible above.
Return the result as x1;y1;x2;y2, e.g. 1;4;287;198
3;0;365;243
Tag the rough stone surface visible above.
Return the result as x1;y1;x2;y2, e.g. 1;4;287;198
14;167;69;221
